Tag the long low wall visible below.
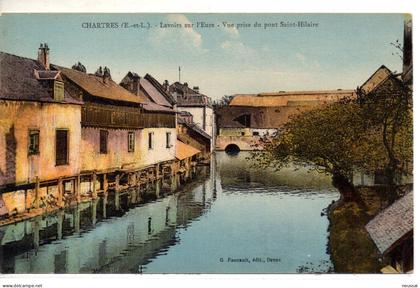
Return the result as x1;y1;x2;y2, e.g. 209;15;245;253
215;135;262;151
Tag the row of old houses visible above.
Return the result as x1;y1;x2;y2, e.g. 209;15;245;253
0;44;214;223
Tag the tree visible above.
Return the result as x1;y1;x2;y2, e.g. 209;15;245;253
251;78;412;203
356;71;412;201
252;99;365;201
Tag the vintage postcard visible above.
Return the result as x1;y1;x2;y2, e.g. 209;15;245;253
0;11;414;286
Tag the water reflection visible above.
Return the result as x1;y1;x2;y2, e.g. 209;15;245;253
0;152;339;274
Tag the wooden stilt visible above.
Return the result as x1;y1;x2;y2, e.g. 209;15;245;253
115;174;120;210
92;172;97;199
32;216;41;250
34;177;40;209
57;177;64;208
103;174;108;196
91;198;98;226
57;210;64;240
75;175;81;203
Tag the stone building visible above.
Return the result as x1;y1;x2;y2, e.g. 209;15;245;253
215;89;356;152
118;71;178;167
0;46;84;216
168;82;215;151
0;44;179;219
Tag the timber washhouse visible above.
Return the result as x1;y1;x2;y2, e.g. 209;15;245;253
0;44;203;225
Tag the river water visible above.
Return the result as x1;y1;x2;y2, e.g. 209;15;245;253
0;152;339;274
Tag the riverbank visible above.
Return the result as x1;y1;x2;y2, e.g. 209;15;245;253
328;186;386;273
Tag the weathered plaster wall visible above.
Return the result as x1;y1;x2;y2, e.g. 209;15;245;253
0;101;81;186
80;128;143;171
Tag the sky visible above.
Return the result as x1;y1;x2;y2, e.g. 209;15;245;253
0;13;407;100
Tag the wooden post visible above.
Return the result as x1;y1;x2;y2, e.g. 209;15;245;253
75;175;81;203
156;163;160;179
103;174;108;196
91;198;98;226
92;172;97;199
170;174;177;192
102;194;107;218
34;177;40;209
57;177;64;208
155;179;161;198
115;174;120;210
57;210;64;240
32;216;41;250
74;205;80;234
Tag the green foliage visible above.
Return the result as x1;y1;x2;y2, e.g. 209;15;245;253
252;83;412;189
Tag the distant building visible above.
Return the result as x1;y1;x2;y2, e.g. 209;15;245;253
168;82;215;151
365;191;413;273
215;89;356;152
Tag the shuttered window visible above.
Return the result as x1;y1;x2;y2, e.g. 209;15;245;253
100;130;108;154
56;130;68;166
54;81;65;101
148;132;154;150
128;132;135;152
28;130;40;155
166;132;171;148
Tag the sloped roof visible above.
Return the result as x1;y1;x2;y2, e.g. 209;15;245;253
178;117;211;140
0;52;82;104
365;191;413;254
142;101;175;113
57;66;149;105
229;90;355;107
176;140;201;160
140;77;172;107
359;65;393;95
144;73;176;105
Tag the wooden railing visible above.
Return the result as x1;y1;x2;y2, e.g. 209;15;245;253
82;103;175;129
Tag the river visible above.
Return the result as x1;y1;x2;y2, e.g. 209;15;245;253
0;152;339;273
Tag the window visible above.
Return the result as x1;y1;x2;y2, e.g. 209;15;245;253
253;131;260;136
56;129;68;166
100;130;108;154
28;130;40;155
166;132;172;148
148;132;154;150
128;132;135;152
53;81;64;101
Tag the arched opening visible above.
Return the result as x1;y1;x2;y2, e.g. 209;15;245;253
225;144;240;155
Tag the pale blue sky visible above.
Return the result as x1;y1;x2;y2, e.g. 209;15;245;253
0;13;406;100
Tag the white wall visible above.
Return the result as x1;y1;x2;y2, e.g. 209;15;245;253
140;128;177;166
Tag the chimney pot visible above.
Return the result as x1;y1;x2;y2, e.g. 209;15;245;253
37;43;50;70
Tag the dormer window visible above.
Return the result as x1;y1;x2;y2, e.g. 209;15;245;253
54;81;64;101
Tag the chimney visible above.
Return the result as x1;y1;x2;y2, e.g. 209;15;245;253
132;73;141;95
163;80;169;92
95;66;103;77
103;66;111;84
37;43;50;70
193;86;199;93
